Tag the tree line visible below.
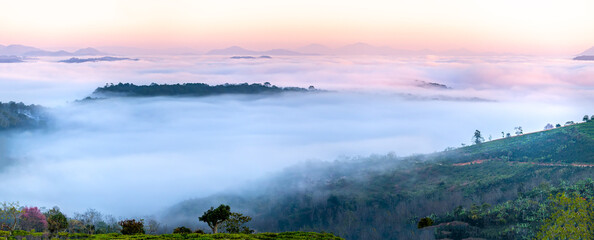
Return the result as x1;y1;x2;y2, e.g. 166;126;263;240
0;203;254;238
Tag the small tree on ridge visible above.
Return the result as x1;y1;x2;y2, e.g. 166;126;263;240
199;204;231;234
472;130;484;145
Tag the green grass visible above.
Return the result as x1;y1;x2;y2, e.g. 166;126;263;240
436;121;594;164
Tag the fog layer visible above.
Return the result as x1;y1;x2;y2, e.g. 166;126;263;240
0;55;592;216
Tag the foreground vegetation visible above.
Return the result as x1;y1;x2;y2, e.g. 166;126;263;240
0;203;341;240
423;178;594;239
0;231;343;240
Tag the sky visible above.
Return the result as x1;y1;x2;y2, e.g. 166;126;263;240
1;0;593;55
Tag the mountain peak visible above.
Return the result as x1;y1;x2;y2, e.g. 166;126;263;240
1;45;43;55
74;47;104;55
579;46;594;56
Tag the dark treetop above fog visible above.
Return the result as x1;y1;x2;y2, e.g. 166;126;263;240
574;55;594;61
59;57;138;63
90;82;318;98
0;101;46;130
0;56;24;63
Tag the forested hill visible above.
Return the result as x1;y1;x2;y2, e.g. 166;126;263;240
0;101;46;130
90;82;318;98
165;120;594;240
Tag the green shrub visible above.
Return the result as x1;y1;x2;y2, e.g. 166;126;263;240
172;227;191;234
417;217;434;228
118;219;144;235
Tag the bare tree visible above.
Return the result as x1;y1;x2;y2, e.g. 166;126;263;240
74;209;103;234
0;202;21;231
146;218;161;235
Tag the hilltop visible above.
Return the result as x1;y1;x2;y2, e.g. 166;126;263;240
166;120;594;239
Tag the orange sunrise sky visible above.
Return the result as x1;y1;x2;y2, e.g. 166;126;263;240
1;0;593;55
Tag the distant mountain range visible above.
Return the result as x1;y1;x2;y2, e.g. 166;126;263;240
207;43;503;56
0;44;106;56
7;42;587;57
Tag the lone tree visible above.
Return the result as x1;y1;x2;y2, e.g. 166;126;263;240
472;130;484;145
199;204;231;234
584;115;590;122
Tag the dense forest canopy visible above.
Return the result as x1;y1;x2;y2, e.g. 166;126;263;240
425;179;594;239
91;82;318;98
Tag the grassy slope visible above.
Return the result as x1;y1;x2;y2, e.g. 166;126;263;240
422;121;594;239
439;120;594;164
168;121;594;240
